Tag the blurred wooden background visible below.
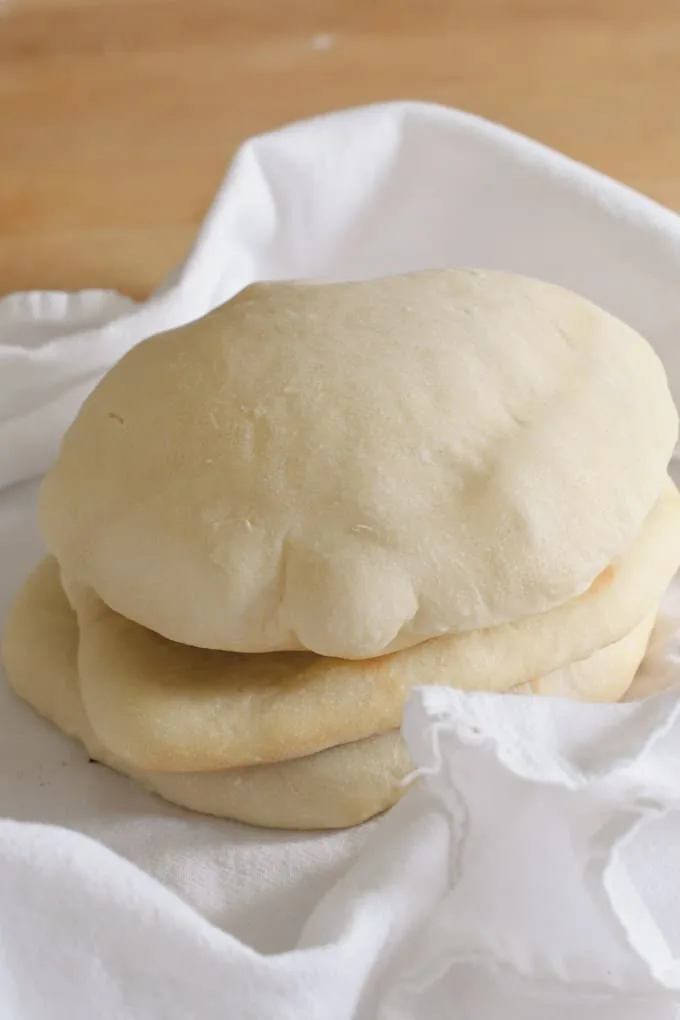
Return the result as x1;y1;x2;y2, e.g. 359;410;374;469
1;0;679;297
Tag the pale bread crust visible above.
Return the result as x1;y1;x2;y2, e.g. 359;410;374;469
40;270;677;659
514;611;655;701
62;483;680;772
1;557;655;830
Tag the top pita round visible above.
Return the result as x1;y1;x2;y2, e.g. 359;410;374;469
40;269;677;659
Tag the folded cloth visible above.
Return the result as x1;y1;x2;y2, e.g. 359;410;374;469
2;102;680;1020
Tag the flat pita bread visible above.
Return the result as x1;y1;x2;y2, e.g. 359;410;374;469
1;558;655;829
1;558;408;829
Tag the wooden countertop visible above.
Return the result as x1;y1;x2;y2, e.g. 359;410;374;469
2;0;679;298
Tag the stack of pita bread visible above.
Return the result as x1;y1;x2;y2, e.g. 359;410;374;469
4;269;680;829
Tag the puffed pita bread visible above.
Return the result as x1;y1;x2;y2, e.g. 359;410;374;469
40;270;677;659
58;482;680;772
1;558;655;830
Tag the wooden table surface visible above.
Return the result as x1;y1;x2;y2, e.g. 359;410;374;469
2;0;679;298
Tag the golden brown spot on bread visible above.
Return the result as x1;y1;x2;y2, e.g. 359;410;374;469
588;564;615;596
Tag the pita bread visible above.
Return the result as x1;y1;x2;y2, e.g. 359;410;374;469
1;558;655;830
59;482;680;772
40;270;677;659
515;610;654;701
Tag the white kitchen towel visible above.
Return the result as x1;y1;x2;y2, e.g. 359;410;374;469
2;101;680;1019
